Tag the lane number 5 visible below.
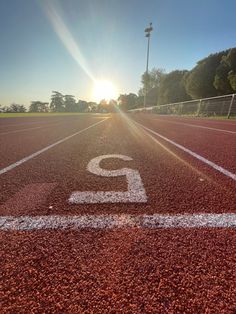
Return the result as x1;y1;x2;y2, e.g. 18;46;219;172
69;154;147;204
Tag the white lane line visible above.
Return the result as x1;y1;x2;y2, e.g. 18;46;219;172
0;213;235;230
152;116;236;126
153;118;236;134
0;120;60;128
135;121;236;181
0;121;89;135
0;118;108;175
0;126;42;135
0;118;106;133
182;123;236;134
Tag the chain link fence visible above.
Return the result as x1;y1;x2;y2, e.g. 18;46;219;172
130;94;236;118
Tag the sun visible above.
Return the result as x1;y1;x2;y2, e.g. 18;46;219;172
92;80;118;102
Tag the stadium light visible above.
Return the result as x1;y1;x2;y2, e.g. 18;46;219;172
144;22;153;108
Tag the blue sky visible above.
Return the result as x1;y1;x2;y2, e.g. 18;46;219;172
0;0;236;107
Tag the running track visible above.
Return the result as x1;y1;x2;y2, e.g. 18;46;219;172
1;113;236;313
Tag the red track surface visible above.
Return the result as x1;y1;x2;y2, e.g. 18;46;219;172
1;113;236;313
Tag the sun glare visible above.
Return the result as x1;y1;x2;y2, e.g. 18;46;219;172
93;80;118;102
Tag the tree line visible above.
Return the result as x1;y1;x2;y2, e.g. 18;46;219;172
1;48;235;113
0;91;117;113
118;47;236;111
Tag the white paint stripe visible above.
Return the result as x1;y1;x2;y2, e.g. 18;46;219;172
0;126;42;135
0;122;43;127
151;116;236;126
0;118;108;175
69;191;147;203
0;120;61;127
153;118;236;134
0;121;83;134
181;122;236;134
0;213;235;230
135;121;236;181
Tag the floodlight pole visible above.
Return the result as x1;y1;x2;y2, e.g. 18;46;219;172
144;22;153;109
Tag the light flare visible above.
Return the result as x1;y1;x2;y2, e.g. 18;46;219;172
93;80;118;102
116;110;212;183
42;0;95;82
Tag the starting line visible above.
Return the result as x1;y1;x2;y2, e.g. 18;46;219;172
1;213;236;230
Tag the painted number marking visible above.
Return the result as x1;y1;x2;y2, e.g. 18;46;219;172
69;154;147;204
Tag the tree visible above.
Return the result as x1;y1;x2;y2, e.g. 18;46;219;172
77;100;89;112
50;91;64;112
224;48;236;70
108;99;118;112
213;48;236;94
139;68;165;96
213;62;234;94
98;99;109;113
228;71;236;91
64;95;77;112
135;95;144;108
29;101;49;112
224;48;236;92
118;93;138;111
146;87;159;106
185;51;228;99
158;70;190;105
5;103;26;113
0;105;9;112
87;102;98;112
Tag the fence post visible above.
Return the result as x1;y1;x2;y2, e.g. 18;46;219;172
197;99;202;116
220;101;225;115
227;94;235;119
178;102;183;115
